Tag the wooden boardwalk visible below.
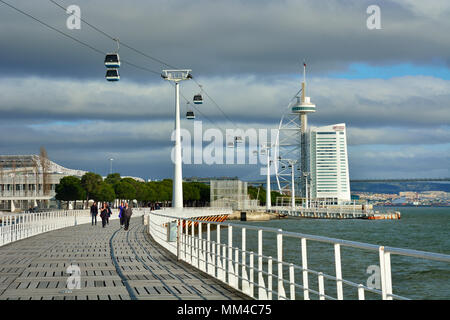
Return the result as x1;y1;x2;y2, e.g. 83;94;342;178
0;218;248;300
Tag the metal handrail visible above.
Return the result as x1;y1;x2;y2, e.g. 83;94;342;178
147;210;450;300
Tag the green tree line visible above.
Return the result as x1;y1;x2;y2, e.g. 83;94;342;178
56;172;210;208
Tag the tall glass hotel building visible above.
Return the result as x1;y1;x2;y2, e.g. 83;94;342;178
309;123;351;203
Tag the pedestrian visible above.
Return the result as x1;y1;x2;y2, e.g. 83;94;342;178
123;202;133;231
90;201;98;226
100;202;108;228
106;203;112;225
118;202;125;228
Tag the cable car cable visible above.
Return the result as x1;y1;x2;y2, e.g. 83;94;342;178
0;0;161;76
48;0;178;69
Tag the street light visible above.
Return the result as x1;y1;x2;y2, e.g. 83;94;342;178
109;158;114;175
162;69;192;209
288;159;297;210
259;144;274;211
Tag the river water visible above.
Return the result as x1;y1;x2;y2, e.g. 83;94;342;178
215;207;449;300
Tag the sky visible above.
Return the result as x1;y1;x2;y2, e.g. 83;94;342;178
0;0;449;181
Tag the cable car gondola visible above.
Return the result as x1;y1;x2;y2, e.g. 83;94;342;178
105;69;120;81
104;38;121;68
186;110;195;119
104;53;121;68
193;94;203;105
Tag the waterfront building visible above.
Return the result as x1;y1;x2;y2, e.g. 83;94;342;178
0;155;86;212
309;123;351;203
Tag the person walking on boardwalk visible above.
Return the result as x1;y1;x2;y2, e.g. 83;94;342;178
123;202;133;231
90;201;98;226
100;202;108;228
118;202;125;228
106;203;112;225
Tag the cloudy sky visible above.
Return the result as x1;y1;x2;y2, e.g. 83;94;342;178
0;0;449;181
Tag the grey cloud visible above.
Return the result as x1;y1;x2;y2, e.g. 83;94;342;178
1;75;449;127
0;0;449;79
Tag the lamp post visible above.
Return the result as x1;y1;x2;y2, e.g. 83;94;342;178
262;145;273;211
109;158;114;175
162;69;192;209
303;172;310;209
288;160;297;210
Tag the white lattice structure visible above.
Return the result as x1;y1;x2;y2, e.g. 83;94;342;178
210;180;259;210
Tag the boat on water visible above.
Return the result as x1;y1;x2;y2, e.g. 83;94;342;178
367;211;401;220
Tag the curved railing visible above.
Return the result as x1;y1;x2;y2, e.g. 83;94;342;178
146;209;450;300
0;208;146;247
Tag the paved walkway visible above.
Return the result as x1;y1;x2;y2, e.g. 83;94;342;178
0;218;248;300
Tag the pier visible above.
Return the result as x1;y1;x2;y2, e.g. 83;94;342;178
1;208;448;300
268;207;401;220
0;210;246;300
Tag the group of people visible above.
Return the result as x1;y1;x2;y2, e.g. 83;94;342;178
90;201;133;230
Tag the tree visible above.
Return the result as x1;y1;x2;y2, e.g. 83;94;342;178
55;176;85;209
81;172;103;205
105;173;121;186
115;180;136;201
93;182;116;203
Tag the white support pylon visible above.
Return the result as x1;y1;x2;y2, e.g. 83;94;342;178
162;69;192;209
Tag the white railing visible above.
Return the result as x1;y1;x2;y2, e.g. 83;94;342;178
0;208;146;247
146;210;450;300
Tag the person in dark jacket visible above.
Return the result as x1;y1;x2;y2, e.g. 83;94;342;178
100;202;108;228
90;202;98;226
123;202;133;231
106;203;112;225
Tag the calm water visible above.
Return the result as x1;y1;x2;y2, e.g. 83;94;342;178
213;207;450;300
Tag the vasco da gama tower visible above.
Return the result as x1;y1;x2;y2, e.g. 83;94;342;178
289;63;351;204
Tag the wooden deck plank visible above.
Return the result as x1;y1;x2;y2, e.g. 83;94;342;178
0;217;248;300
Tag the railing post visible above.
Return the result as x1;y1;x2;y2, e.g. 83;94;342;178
249;252;254;298
191;221;195;265
216;225;223;281
334;243;344;300
301;238;309;300
267;256;273;300
358;284;365;300
257;229;267;300
198;222;203;270
184;220;188;262
384;250;393;300
289;263;295;300
206;223;211;274
177;218;181;261
235;247;239;289
379;246;388;300
241;228;249;293
227;226;234;286
277;229;286;300
318;272;325;300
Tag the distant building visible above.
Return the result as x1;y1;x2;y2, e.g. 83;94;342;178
0;155;87;212
309;123;351;203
